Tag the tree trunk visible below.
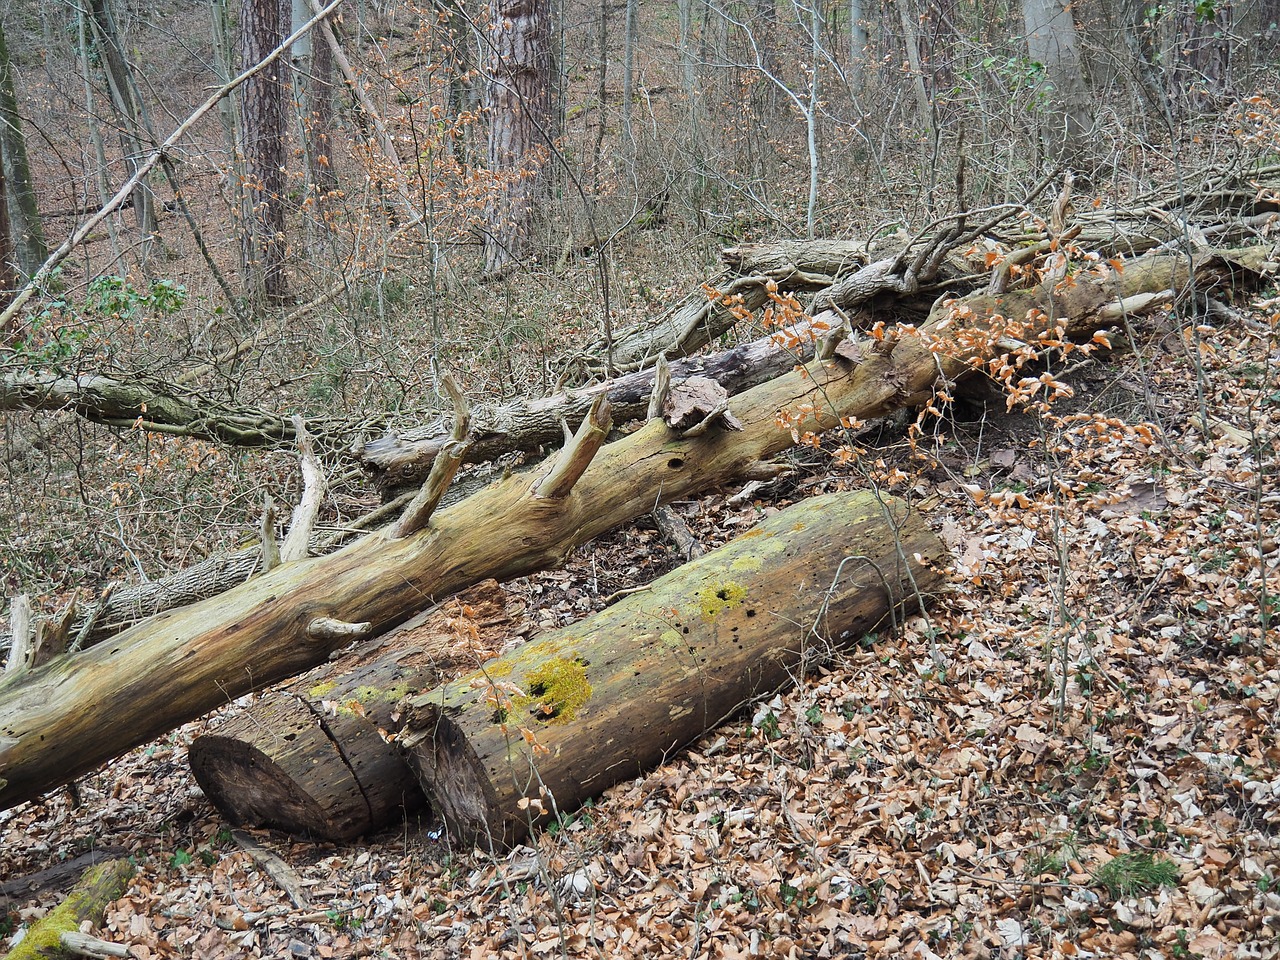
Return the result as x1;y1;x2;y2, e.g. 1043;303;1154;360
0;243;1263;812
621;0;638;146
0;20;47;279
86;0;159;251
483;0;552;274
399;489;944;849
361;311;825;489
293;0;338;200
189;581;519;839
240;0;290;304
1022;0;1095;170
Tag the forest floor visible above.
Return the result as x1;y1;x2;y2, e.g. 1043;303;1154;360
2;288;1278;958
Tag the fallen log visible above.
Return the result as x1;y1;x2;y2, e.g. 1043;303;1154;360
361;314;824;490
2;858;133;960
398;489;944;849
0;244;1264;812
189;581;519;839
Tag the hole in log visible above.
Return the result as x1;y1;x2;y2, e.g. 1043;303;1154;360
715;587;731;600
746;609;757;618
667;458;684;470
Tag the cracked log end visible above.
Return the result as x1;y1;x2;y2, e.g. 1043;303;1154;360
189;694;390;840
399;704;506;847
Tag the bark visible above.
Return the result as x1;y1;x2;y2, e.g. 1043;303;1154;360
0;848;129;906
86;0;158;247
0;372;302;445
0;156;14;314
0;20;47;278
896;0;933;135
0;243;1264;812
2;859;133;960
240;0;290;304
1022;0;1095;170
294;0;338;199
399;489;944;849
483;0;552;273
189;581;519;839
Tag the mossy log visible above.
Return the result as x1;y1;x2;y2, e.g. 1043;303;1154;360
0;245;1263;812
2;858;132;960
399;490;945;850
188;582;519;839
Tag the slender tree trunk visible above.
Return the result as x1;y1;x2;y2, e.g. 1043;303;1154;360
849;0;867;79
85;0;158;253
439;0;478;164
895;0;932;136
0;162;15;316
483;0;552;274
804;0;822;237
78;6;125;269
240;0;290;304
292;0;337;200
1022;0;1095;170
621;0;637;147
0;21;47;279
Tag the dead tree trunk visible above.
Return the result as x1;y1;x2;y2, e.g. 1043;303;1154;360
400;489;943;849
0;245;1264;811
189;582;519;839
2;859;133;960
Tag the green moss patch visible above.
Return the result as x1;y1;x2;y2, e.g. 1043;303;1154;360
512;656;592;723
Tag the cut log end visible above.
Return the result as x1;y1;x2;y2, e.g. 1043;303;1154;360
190;736;354;838
401;705;510;848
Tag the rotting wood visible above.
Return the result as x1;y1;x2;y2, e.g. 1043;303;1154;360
189;581;518;839
1;858;133;960
398;489;945;850
0;244;1267;811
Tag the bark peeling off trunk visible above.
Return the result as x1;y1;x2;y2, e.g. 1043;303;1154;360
399;489;945;850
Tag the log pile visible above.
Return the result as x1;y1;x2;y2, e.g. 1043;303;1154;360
0;200;1272;815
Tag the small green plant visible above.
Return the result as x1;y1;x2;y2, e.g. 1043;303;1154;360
1092;852;1179;898
169;848;193;868
756;711;782;740
325;908;361;931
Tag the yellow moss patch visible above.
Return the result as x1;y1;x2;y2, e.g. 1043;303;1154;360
512;656;592;724
699;580;747;621
729;553;763;575
352;683;410;703
308;680;338;699
483;659;513;678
